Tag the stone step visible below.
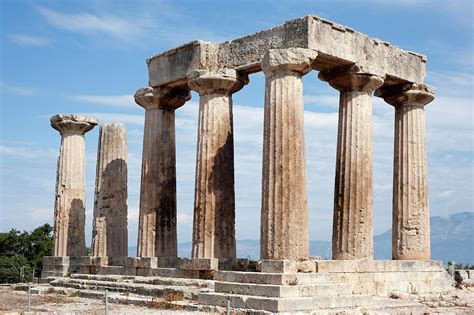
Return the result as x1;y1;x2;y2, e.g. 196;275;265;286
214;270;329;285
215;281;352;297
215;269;452;286
70;273;213;288
198;291;375;312
314;260;445;273
50;277;203;300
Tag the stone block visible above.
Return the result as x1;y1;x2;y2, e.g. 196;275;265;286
124;257;140;268
218;258;259;271
107;256;127;266
41;270;65;278
179;258;218;271
137;257;158;268
98;266;124;275
123;267;137;276
157;257;180;268
198;291;375;312
314;260;444;273
78;266;91;274
151;267;201;279
261;260;297;273
215;282;351;298
136;267;153;277
90;256;108;266
297;260;316;273
69;256;92;266
42;256;69;266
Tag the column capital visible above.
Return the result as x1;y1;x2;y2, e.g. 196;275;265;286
134;86;191;110
50;114;98;135
187;69;248;95
261;48;317;76
375;83;435;107
318;64;385;92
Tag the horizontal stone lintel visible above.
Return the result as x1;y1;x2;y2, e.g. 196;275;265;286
148;15;426;88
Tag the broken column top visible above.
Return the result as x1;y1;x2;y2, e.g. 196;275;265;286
147;15;427;89
50;114;99;134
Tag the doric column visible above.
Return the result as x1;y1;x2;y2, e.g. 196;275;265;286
188;69;247;259
135;86;191;257
91;123;128;257
260;48;317;260
375;83;435;260
50;114;98;257
319;65;385;260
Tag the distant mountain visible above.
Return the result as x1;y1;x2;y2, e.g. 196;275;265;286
374;212;474;264
128;212;474;265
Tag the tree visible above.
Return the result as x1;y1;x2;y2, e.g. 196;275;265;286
0;224;53;283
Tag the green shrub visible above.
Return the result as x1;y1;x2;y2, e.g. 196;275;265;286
0;256;32;283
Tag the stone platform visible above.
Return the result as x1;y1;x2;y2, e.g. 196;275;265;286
41;257;454;313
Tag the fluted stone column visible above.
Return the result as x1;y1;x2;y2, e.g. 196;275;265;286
51;114;98;257
375;83;435;260
91;123;128;257
135;86;191;257
260;48;317;260
319;65;385;260
188;69;247;259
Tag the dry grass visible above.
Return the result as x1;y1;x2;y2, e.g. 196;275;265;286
68;290;81;298
163;291;184;302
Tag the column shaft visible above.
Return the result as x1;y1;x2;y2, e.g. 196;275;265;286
192;93;236;259
54;133;87;256
188;69;246;259
319;64;384;260
333;91;374;260
137;108;177;257
92;124;128;257
259;48;317;260
375;83;434;261
261;72;308;260
51;114;97;257
392;105;430;260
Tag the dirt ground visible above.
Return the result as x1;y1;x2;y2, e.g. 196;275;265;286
0;286;208;314
0;285;473;314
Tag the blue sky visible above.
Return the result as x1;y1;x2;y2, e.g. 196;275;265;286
1;0;473;253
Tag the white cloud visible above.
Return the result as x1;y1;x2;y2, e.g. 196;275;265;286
79;113;144;125
0;82;38;96
304;95;339;109
70;94;135;108
0;145;57;159
37;6;140;40
8;34;50;46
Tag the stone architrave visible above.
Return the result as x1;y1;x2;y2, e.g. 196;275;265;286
188;69;247;259
319;65;385;260
375;83;435;260
91;123;128;257
51;114;98;257
135;86;191;258
260;48;317;260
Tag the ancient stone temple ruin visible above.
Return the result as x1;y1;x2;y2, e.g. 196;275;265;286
42;15;453;313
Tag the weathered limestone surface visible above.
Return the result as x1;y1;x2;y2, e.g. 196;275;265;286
260;48;317;260
188;69;247;259
51;114;98;257
319;65;384;260
91;123;128;257
148;16;425;88
375;83;435;261
135;86;191;258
